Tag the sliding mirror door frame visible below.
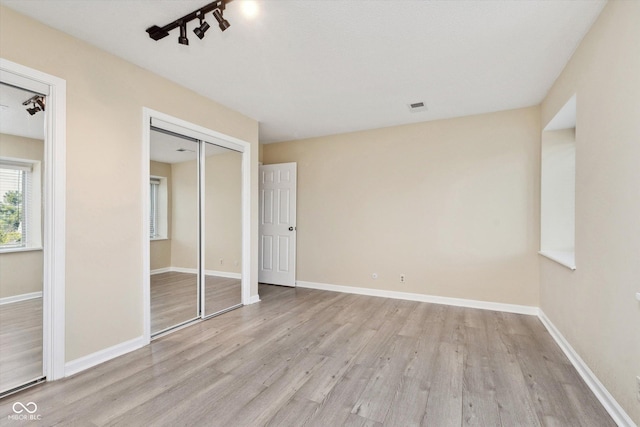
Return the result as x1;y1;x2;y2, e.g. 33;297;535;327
0;58;66;385
142;108;251;344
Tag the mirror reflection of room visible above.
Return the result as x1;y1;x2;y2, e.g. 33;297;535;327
149;130;242;336
149;130;199;335
203;142;242;317
0;82;45;394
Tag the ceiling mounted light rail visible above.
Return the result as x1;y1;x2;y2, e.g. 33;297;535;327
146;0;231;45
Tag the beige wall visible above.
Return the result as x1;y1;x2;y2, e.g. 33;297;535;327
169;159;199;269
149;161;172;271
0;6;259;362
264;107;540;306
170;152;242;274
204;151;242;273
0;134;44;298
540;0;640;423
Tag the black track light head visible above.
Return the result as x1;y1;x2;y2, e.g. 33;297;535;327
194;16;210;39
22;95;45;115
213;8;230;32
178;22;189;45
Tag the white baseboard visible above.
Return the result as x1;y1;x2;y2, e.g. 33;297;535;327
205;269;242;280
150;267;171;275
0;291;43;305
246;295;261;305
65;336;145;377
156;266;241;280
538;310;635;427
296;280;539;315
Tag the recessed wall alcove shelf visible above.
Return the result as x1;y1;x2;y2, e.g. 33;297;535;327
146;0;231;46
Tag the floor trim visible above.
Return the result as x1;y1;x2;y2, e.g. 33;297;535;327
64;336;145;377
296;280;539;315
152;266;241;280
538;310;635;427
0;291;43;306
247;294;261;305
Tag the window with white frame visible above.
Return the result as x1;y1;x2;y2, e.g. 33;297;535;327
0;158;41;250
150;176;168;240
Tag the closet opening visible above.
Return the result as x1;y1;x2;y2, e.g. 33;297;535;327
143;109;251;341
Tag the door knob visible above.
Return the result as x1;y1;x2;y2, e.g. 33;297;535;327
289;226;295;231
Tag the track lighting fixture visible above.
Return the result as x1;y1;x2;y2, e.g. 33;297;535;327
213;8;230;32
146;0;231;45
178;22;189;45
22;95;45;116
193;13;211;39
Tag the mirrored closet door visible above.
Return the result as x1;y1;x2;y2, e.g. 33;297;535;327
202;142;242;317
0;82;46;394
149;122;244;337
149;129;200;335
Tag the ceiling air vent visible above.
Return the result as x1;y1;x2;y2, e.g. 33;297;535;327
408;101;427;113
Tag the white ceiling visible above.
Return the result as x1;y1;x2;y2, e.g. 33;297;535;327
0;0;606;143
0;83;44;140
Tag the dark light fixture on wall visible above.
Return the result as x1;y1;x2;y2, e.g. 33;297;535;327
22;95;45;116
146;0;231;45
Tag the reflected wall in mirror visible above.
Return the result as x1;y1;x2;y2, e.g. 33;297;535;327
203;142;242;317
0;82;45;393
149;129;199;335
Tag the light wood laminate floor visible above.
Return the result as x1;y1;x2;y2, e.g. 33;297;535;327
0;298;43;394
0;285;614;426
151;272;241;334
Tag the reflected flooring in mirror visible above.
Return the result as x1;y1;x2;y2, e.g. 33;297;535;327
204;275;241;317
150;271;241;334
151;272;198;334
0;298;42;393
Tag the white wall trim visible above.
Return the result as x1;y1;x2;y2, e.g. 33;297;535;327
1;58;66;382
296;281;539;315
164;266;242;279
0;291;43;305
64;336;145;378
538;310;636;427
247;295;261;305
205;270;242;280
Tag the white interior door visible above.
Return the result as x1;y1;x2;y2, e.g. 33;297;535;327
259;163;297;286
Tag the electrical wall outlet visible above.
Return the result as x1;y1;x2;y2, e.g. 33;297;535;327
219;258;224;265
400;274;405;283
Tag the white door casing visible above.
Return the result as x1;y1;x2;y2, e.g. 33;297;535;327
0;58;67;381
259;163;297;286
